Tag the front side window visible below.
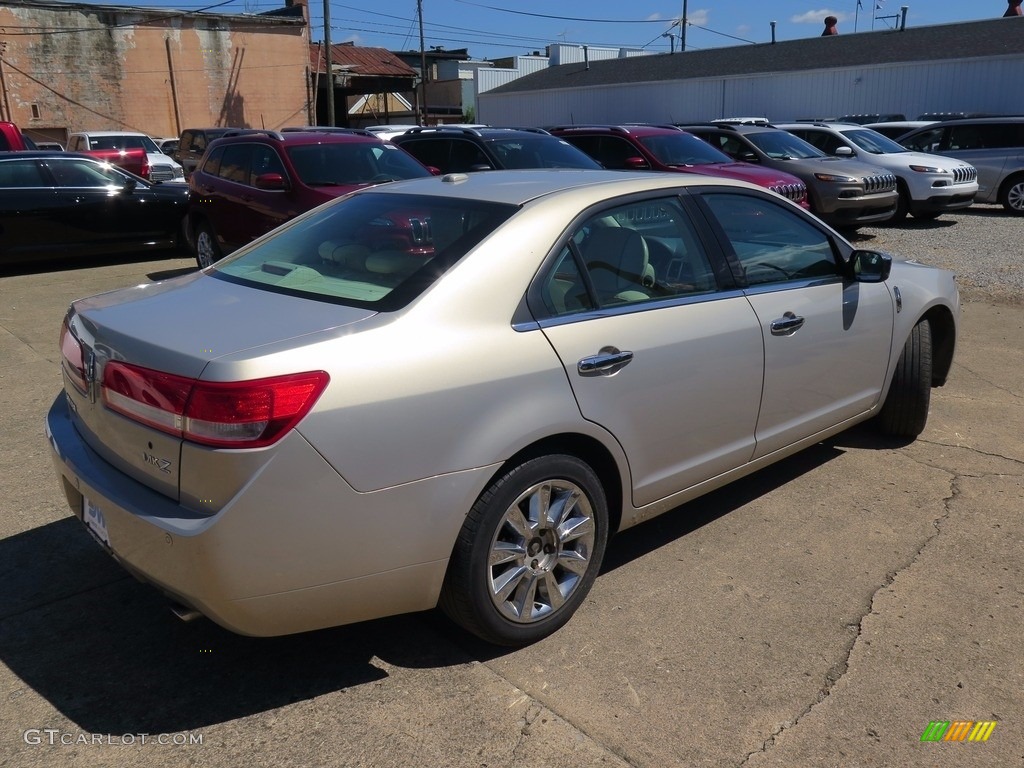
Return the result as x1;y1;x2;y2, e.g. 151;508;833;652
901;127;945;153
537;197;718;317
213;193;516;309
701;192;838;286
217;144;252;185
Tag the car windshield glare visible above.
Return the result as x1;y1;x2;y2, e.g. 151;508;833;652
747;132;825;160
637;133;733;166
285;143;431;186
842;129;908;155
90;136;160;153
212;193;517;310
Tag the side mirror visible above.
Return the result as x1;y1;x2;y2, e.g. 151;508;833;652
834;146;855;158
468;163;494;171
254;172;287;190
426;165;442;176
737;151;759;163
849;249;891;282
624;156;650;170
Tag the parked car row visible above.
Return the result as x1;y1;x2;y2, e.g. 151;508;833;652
3;116;1022;268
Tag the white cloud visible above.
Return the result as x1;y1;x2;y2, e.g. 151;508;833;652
686;9;710;26
792;9;851;24
646;13;663;21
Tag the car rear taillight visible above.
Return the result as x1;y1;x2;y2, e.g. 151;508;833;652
102;362;329;448
59;318;88;394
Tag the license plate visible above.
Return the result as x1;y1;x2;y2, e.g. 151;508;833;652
83;497;111;548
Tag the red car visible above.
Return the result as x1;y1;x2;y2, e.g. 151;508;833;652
186;128;433;267
549;124;809;208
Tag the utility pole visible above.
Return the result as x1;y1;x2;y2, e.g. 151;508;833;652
323;0;334;125
680;0;688;52
418;0;428;125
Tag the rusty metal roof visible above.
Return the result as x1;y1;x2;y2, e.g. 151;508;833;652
309;43;418;78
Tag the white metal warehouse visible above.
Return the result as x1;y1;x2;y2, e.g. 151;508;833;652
477;16;1024;126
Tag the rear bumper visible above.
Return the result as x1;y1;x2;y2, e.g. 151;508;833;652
45;394;492;636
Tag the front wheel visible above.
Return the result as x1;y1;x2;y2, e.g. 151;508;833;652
440;455;609;646
194;221;222;269
878;319;932;437
999;174;1024;215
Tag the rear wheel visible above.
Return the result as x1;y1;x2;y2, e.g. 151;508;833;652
440;455;608;646
194;221;222;269
878;319;932;437
999;174;1024;215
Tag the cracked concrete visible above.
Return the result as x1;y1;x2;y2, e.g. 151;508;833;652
1;255;1021;768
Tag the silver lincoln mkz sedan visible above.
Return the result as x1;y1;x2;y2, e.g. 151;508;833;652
47;170;959;646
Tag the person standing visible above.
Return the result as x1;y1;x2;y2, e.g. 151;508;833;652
822;15;839;35
1005;1;1023;17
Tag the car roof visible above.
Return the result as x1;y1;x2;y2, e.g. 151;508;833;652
71;130;148;137
358;168;760;206
209;129;384;148
776;122;866;131
393;127;555;141
549;124;682;137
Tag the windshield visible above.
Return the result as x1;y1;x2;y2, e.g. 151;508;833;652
840;128;909;154
638;132;733;166
488;137;601;169
286;142;432;186
213;193;517;310
746;131;826;160
88;135;161;153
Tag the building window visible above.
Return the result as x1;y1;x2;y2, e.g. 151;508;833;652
30;104;41;119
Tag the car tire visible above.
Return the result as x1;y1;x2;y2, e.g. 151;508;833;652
878;319;932;437
194;221;222;269
440;454;608;646
890;180;911;223
998;173;1024;215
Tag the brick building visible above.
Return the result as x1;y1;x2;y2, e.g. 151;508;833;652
0;0;310;146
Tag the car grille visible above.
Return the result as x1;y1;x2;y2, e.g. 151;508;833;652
863;172;897;194
150;167;179;182
769;182;807;202
952;166;977;184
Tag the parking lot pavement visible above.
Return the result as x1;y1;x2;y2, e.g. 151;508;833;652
1;252;1021;767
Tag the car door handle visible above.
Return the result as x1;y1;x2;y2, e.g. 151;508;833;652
577;348;634;377
770;312;805;335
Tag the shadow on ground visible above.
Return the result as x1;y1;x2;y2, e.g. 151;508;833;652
1;429;890;735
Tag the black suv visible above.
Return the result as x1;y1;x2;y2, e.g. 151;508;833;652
186;128;431;267
173;128;235;176
390;127;601;173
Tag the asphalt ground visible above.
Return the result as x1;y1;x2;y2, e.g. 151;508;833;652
1;209;1021;767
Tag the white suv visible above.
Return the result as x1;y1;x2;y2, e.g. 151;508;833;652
778;122;978;221
66;131;186;183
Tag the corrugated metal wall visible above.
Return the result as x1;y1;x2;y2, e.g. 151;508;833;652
479;55;1024;126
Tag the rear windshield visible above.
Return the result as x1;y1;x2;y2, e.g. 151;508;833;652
638;132;734;166
212;193;517;310
746;131;826;160
285;142;431;186
87;135;161;153
488;137;602;169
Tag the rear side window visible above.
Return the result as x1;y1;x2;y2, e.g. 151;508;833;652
947;123;1024;150
0;159;46;187
213;193;516;310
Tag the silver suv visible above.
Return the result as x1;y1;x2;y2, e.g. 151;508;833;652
897;117;1024;214
681;123;898;228
777;122;978;221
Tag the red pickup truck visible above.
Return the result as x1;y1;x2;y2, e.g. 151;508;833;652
0;121;35;151
0;121;149;177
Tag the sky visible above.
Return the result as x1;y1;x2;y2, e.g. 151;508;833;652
96;0;1016;60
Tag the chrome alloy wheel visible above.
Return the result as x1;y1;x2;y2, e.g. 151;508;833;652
487;479;596;623
1006;179;1024;213
195;227;220;268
